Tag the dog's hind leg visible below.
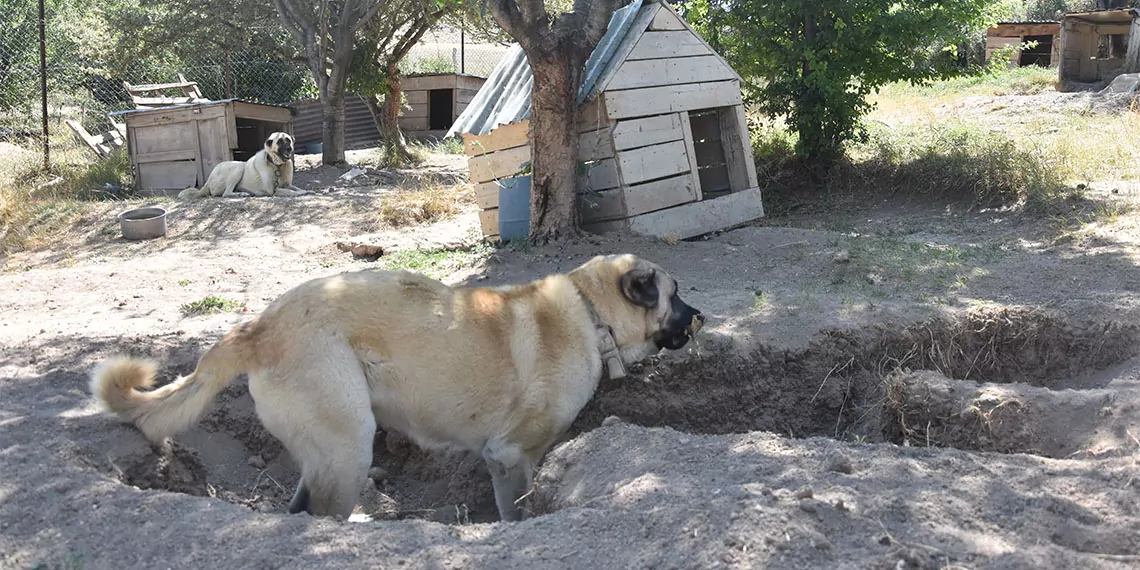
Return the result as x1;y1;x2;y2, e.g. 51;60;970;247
250;353;375;519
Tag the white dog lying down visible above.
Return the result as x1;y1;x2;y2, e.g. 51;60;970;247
178;132;309;199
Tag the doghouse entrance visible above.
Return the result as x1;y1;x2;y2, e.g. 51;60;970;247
687;108;750;199
233;117;289;162
428;89;454;131
1019;34;1053;67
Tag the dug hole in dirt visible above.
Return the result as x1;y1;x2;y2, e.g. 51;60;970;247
101;305;1140;562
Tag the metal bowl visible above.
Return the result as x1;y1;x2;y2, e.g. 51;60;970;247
118;206;167;240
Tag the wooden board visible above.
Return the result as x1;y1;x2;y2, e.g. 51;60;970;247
197;115;231;181
987;23;1060;38
615;139;690;185
137;160;198;191
579;189;627;223
578;96;609;133
464;121;530;155
123;104;226;129
232;101;292;124
581;158;620;192
623;173;698;217
468;144;531;184
131;123;196;156
590;2;662;97
612;113;683;150
457;89;480;104
457;75;486;91
604;80;741;120
678;110;703;199
404;103;429;119
650;6;687;30
722;105;757;191
1127;20;1140;73
403;75;459;91
608;55;738;91
474;181;501;209
627;187;765;239
579;128;615;161
478;208;499;237
627;31;713;61
404;90;428;105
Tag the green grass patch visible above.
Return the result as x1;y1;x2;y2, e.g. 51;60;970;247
375;242;494;280
180;296;243;316
877;65;1057;99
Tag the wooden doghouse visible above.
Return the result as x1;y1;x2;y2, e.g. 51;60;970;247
1058;8;1140;85
400;73;486;137
449;0;763;241
986;22;1061;67
111;99;294;195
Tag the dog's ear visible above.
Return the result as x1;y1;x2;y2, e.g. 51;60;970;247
620;268;658;309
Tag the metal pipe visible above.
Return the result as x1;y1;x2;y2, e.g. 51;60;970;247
39;0;49;170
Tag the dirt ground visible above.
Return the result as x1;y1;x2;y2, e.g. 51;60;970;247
2;94;1140;568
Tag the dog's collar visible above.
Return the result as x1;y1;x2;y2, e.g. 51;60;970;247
577;292;628;381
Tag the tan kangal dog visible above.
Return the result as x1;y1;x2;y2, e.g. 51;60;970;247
90;254;704;521
178;131;308;199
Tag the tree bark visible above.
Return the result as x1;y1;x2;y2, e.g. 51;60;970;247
527;48;584;242
363;68;415;165
322;86;347;164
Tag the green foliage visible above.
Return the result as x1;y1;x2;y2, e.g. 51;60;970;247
180;296;243;316
679;0;993;169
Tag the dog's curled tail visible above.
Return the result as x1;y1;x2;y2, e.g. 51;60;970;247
90;330;252;442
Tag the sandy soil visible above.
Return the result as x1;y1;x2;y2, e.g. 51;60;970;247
2;101;1140;568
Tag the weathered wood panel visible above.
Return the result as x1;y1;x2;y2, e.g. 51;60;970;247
232;101;292;125
612;113;683;150
1126;19;1140;73
678;110;703;198
579;188;626;223
650;6;687;30
198;116;231;179
132;123;196;156
615;139;690;185
469;144;531;184
404;90;428;105
987;23;1060;38
479;208;499;237
457;75;486;91
628;187;765;239
464;121;530;156
138;160;197;191
403;74;459;91
581;158;620;191
125;104;226;129
132;149;196;164
627;31;712;61
604;80;742;120
579;128;615;161
404;103;429;119
728;105;759;190
457;88;480;104
608;55;738;91
624;173;698;217
590;2;662;96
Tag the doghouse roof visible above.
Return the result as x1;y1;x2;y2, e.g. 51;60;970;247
1063;8;1138;24
447;0;738;137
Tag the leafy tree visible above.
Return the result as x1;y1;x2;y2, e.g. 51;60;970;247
465;0;621;243
349;0;455;165
679;0;992;171
273;0;390;165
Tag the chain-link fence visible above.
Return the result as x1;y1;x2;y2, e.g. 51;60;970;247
1;1;509;167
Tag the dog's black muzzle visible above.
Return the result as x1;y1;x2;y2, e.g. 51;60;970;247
653;294;704;350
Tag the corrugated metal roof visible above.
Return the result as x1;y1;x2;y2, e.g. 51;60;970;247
447;0;644;137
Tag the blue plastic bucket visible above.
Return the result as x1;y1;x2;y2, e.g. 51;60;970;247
497;175;531;240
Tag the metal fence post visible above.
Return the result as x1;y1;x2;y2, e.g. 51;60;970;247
38;0;49;170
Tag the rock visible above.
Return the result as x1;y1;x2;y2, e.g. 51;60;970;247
247;455;266;469
601;416;623;427
335;241;384;261
833;250;850;263
793;486;814;499
798;499;818;514
368;467;387;481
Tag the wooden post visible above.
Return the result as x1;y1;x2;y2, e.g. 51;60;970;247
1125;17;1140;74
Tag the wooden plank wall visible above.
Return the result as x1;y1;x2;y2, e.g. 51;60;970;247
467;3;764;240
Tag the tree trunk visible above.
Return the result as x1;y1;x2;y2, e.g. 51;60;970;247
322;86;347;165
527;51;583;243
362;78;415;166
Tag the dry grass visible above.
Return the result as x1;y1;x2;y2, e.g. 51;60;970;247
0;134;132;254
377;176;472;227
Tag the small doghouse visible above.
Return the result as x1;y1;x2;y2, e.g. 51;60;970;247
111;99;294;195
449;0;763;241
400;73;487;136
986;22;1061;67
1058;8;1140;85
